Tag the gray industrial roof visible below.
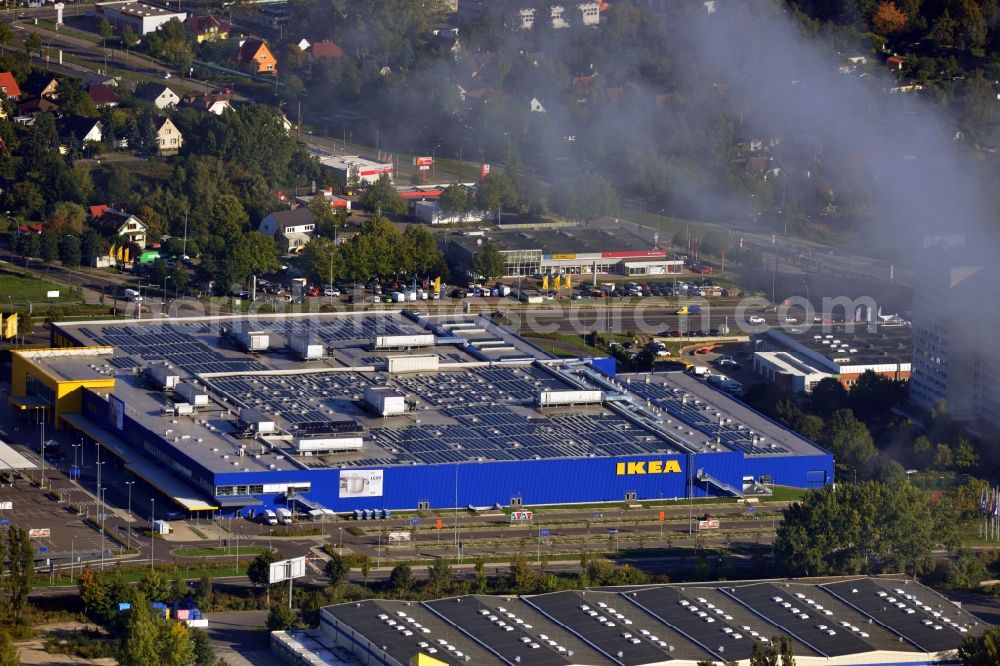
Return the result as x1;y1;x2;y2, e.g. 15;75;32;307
320;576;985;666
762;323;912;369
448;219;660;256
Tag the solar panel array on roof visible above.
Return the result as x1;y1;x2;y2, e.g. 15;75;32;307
92;325;266;375
293;420;363;435
369;409;667;465
627;381;787;455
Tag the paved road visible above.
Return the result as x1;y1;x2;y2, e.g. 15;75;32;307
205;611;281;666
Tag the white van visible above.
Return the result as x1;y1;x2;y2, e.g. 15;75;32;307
276;508;293;525
123;288;142;302
263;510;278;525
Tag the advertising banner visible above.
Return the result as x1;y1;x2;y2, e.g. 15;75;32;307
109;395;125;430
28;528;50;538
339;470;384;498
698;519;721;530
388;531;411;543
510;511;534;522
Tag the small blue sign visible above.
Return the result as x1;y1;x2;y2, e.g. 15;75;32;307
608;529;619;534
593;513;604;518
0;519;10;526
539;529;550;537
747;505;757;514
37;546;47;553
410;518;421;526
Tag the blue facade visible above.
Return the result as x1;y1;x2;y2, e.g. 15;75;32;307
78;382;833;514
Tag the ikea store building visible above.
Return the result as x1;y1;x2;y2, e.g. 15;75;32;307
10;310;833;518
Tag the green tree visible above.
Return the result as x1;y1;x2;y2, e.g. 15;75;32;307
266;602;297;631
474;557;488;593
438;184;472;222
161;619;196;666
122;24;140;57
39;230;59;263
48;201;87;234
99;18;114;48
808;378;848;418
402;224;442;274
427;558;452;594
774;481;956;577
300;236;342;286
509;552;537;592
360;174;407;215
139;567;171;602
823;409;877;478
933;443;954;470
246;550;280;604
324;553;349;587
476;173;518;213
119;591;159;666
78;566;110;618
191;627;225;666
7;527;32;622
60;234;82;267
0;23;12;57
308;195;338;238
388;563;414;597
221;232;280;288
360;556;371;588
954;438;979;470
470;241;506;279
210;195;249;239
959;624;1000;665
945;549;988;590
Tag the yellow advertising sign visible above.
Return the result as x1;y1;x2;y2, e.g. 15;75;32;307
551;253;577;260
615;460;682;475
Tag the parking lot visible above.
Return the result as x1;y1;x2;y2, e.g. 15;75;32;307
0;477;120;566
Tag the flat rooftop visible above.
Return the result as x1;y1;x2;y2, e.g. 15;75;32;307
763;323;912;368
321;576;984;666
49;311;826;478
448;220;666;257
619;371;825;456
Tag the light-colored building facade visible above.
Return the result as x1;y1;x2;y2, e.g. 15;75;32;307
155;117;182;155
258;207;315;254
97;1;187;35
910;240;1000;429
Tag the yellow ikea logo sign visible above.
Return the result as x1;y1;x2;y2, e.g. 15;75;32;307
616;460;682;475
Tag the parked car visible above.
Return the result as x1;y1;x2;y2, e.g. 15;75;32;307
748;315;766;325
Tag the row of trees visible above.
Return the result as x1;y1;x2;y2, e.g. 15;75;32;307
299;216;444;284
774;480;959;576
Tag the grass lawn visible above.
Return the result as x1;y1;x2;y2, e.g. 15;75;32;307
0;271;80;305
765;486;808;502
173;545;270;558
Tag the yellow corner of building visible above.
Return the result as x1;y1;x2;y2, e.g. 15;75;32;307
9;347;117;427
408;653;449;666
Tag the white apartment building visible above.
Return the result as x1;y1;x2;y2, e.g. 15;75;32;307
910;238;1000;430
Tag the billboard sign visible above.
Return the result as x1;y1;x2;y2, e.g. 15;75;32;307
510;511;533;522
481;163;490;179
0;502;12;511
268;556;306;584
28;528;50;538
414;156;433;170
601;250;668;259
698;519;721;530
46;291;59;298
388;531;411;543
339;470;383;498
109;395;125;430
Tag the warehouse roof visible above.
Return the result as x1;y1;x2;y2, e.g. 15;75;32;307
47;311;826;478
320;576;984;666
448;219;669;257
760;323;912;370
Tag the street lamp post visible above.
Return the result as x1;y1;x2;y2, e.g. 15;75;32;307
99;486;106;570
125;481;134;551
162;275;171;315
431;143;441;180
150;498;155;571
38;408;45;489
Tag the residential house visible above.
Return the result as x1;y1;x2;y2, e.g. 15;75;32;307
886;55;904;70
94;208;147;248
22;73;58;99
235;38;277;76
14;97;58;122
135;83;180;109
182;91;231;115
529;97;545;113
186;14;230;42
57;116;103;147
87;83;120;107
155;117;182;155
258;207;315;254
0;72;21;99
310;40;343;60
